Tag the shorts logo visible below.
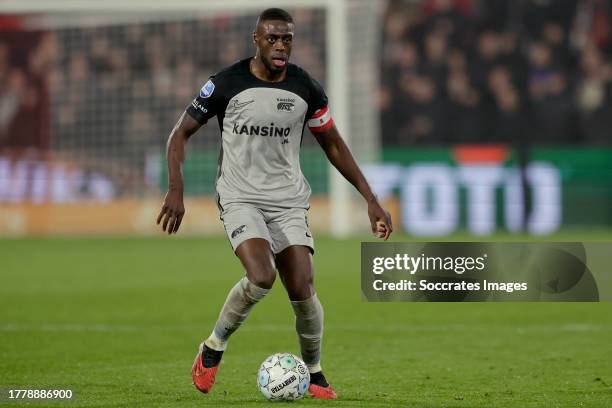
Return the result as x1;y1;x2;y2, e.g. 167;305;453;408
199;80;215;98
231;224;247;239
277;102;295;112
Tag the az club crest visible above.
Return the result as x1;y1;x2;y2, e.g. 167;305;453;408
277;102;295;112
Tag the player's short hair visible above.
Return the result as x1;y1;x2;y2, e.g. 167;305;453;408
258;8;294;24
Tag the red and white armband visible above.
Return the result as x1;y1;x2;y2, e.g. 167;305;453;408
307;106;334;133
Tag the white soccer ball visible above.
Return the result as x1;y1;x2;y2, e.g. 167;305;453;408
257;353;310;401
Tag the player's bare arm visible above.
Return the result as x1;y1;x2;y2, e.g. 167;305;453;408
157;112;202;234
313;125;393;240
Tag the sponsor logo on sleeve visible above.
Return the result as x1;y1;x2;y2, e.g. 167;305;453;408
199;80;215;98
191;100;207;113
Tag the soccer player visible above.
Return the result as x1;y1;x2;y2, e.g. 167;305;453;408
157;8;392;400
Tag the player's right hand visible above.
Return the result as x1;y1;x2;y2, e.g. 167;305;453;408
157;190;185;234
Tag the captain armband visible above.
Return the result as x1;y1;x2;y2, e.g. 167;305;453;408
307;106;334;133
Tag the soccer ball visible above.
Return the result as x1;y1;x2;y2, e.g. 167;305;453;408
257;353;310;401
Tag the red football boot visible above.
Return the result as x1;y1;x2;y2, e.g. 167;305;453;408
309;383;338;399
191;343;222;394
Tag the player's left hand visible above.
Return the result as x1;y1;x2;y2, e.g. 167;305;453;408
367;199;393;240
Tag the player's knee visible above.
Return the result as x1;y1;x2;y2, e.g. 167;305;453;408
247;267;276;289
249;274;276;289
287;282;314;301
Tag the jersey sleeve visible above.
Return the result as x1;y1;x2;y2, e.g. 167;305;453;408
185;77;220;124
305;76;334;133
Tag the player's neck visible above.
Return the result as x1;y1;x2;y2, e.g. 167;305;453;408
249;57;286;83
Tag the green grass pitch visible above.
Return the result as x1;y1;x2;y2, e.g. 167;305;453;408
1;235;611;407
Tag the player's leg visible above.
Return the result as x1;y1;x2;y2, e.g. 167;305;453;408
205;238;276;352
268;207;337;399
276;246;336;399
276;245;319;366
193;204;275;394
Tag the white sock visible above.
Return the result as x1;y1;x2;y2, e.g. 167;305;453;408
291;294;324;371
205;277;269;351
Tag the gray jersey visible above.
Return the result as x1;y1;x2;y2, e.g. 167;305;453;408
186;58;333;210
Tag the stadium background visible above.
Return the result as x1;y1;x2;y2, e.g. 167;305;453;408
1;1;611;407
1;0;610;237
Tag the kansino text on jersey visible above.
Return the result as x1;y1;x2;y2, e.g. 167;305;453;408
372;280;528;293
232;122;291;137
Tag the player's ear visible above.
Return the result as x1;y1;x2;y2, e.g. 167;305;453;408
252;31;257;45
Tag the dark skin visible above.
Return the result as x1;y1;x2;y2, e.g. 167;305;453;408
250;19;294;82
157;19;393;300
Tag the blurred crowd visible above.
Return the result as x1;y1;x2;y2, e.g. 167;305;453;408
0;26;51;152
0;12;325;153
61;11;325;157
0;11;325;196
380;0;612;145
1;1;611;162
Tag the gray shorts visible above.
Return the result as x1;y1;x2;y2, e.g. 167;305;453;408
220;203;314;254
